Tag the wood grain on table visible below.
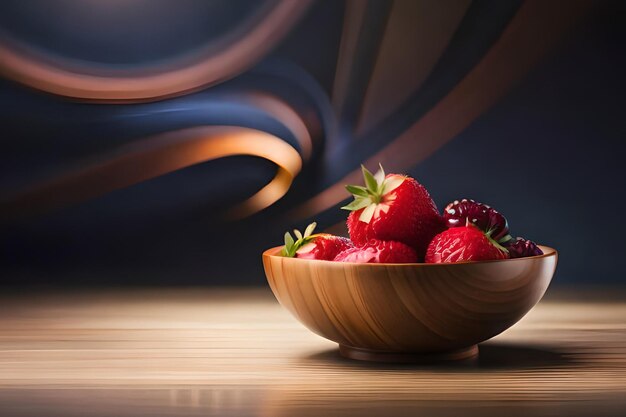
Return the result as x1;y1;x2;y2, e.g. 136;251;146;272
0;287;624;416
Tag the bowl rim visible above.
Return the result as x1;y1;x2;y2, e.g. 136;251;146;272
263;245;557;266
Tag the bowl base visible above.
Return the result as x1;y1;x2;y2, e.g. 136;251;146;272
338;344;479;363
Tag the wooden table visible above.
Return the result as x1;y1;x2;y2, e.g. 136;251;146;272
0;287;624;416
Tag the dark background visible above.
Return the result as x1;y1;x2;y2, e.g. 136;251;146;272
0;0;624;286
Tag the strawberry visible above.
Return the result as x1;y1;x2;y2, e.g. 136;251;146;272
343;164;444;258
504;237;543;258
443;199;512;243
333;239;418;263
281;222;353;261
425;224;509;263
444;199;542;258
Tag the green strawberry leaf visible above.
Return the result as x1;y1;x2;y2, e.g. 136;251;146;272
498;234;513;244
284;232;294;248
341;197;372;211
484;231;509;254
342;163;402;223
304;222;317;238
281;222;318;257
361;165;379;196
282;231;295;256
346;184;369;197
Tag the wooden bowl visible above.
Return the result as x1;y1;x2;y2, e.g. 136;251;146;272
262;245;557;362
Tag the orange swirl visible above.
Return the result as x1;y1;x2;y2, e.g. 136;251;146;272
0;1;313;102
0;127;302;221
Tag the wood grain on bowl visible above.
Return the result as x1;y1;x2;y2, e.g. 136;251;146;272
263;246;557;361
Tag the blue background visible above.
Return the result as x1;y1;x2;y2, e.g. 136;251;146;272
0;0;624;285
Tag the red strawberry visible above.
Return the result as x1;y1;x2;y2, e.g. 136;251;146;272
343;164;444;258
334;239;418;263
281;222;353;261
425;224;509;263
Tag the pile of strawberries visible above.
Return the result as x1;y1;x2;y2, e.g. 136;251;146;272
281;165;542;263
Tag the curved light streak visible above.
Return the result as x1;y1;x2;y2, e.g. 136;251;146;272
234;92;314;161
0;1;313;101
355;0;470;135
0;127;302;221
292;0;592;221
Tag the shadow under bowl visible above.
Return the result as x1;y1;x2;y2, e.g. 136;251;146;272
262;245;557;363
